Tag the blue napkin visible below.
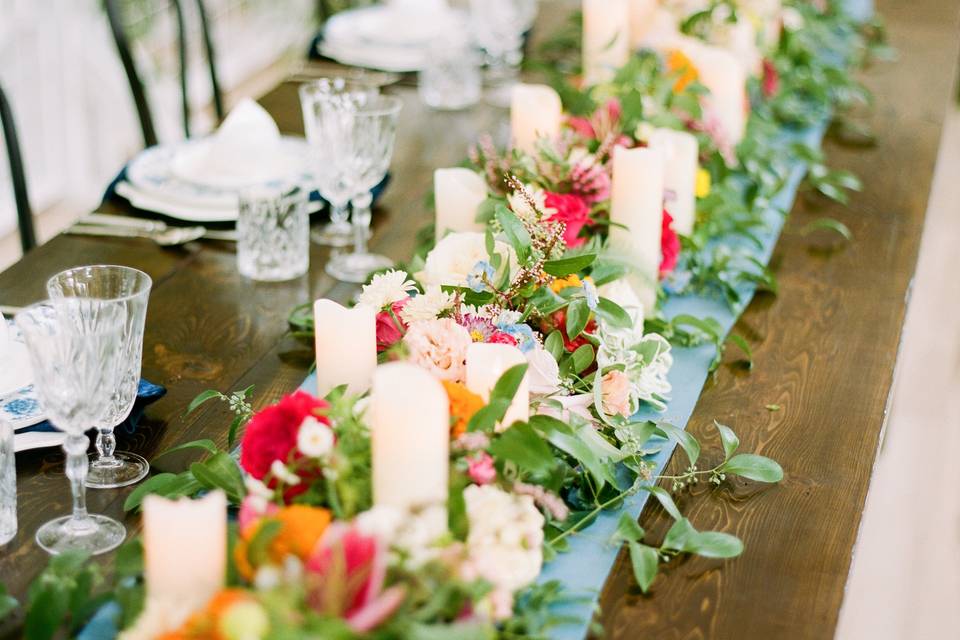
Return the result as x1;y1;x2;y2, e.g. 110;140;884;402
16;379;166;437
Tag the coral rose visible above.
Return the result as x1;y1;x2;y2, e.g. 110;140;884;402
600;370;633;418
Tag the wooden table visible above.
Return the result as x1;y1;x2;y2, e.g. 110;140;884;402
1;0;958;636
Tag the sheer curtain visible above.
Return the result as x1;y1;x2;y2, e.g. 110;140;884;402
0;0;315;239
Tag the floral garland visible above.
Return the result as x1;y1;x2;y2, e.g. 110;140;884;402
6;2;883;639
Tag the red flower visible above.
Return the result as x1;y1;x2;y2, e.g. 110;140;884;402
660;210;680;277
239;391;330;484
540;308;597;353
762;59;779;98
487;331;519;346
375;300;408;353
544;192;592;248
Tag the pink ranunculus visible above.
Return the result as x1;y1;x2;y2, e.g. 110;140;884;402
544;192;592;248
375;300;409;353
306;522;406;632
566;115;597;140
600;370;633;418
660;210;680;277
467;452;496;485
566;98;624;143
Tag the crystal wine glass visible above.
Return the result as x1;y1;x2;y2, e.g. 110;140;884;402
469;0;539;106
47;265;152;489
299;78;379;247
15;299;127;554
325;95;403;283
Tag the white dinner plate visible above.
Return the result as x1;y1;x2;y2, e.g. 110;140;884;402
0;319;34;402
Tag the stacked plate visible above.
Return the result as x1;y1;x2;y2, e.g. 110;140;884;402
114;99;320;223
318;3;468;73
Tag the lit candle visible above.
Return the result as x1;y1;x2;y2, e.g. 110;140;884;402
434;168;487;237
648;128;699;236
466;342;529;431
609;145;665;315
314;299;378;398
582;0;631;85
369;362;449;519
510;84;563;156
142;491;226;605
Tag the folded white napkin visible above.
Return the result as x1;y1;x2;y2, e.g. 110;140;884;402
171;99;297;189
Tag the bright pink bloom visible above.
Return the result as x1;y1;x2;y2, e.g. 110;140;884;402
467;452;496;485
566;99;631;147
544;192;592;248
569;159;612;205
660;210;680;277
762;59;779;98
375;300;408;353
239;391;330;484
306;522;406;632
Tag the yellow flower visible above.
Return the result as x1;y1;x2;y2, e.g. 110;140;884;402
666;50;699;94
443;380;485;438
550;274;582;294
696;168;712;199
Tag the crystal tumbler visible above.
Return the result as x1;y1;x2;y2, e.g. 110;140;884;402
237;186;310;282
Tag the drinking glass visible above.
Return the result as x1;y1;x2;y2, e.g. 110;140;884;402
16;300;127;555
299;79;379;247
237;186;310;282
469;0;539;106
419;38;482;111
47;265;152;489
326;95;403;283
0;418;15;546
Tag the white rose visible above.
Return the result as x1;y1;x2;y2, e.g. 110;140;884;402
296;416;335;458
417;232;516;289
526;345;561;395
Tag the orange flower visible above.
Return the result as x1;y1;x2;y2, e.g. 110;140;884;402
234;505;332;579
442;380;485;438
666;50;699;93
159;589;254;640
550;274;582;294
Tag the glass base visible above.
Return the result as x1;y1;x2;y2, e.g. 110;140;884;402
36;513;126;556
86;451;149;489
326;252;394;284
312;222;370;248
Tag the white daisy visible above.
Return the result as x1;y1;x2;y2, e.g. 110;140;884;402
399;286;456;324
296;416;335;458
357;270;417;310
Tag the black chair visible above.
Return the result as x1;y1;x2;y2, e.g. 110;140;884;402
0;83;37;253
105;0;226;147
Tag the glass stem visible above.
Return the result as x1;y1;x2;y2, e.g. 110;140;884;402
331;203;350;227
63;434;91;526
95;427;117;464
351;192;374;255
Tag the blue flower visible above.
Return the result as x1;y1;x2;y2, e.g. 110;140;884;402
498;322;537;353
582;278;599;311
466;260;495;293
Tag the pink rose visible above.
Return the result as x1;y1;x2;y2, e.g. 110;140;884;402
601;370;632;418
375;300;408;353
660;210;680;277
544;192;592;248
403;318;473;382
467;452;496;485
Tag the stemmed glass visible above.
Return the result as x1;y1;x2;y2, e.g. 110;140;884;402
47;265;152;489
15;299;127;554
325;95;404;283
469;0;539;106
299;78;379;247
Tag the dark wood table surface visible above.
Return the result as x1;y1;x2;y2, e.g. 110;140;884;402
1;0;958;637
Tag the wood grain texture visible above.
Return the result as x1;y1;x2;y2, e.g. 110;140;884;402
595;1;960;638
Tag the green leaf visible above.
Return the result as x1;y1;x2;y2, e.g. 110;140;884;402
685;531;744;559
612;512;645;543
495;205;531;263
656;423;701;467
545;330;565;361
543;253;596;276
595;297;634;329
489;422;557;474
531;415;619;490
801;217;853;241
154;439;219;460
641;485;683;521
765;404;781;412
720;454;784;483
123;472;204;512
628;541;660;593
190;452;245;503
0;584;18;621
246;519;283;566
571;343;595;374
725;334;753;368
566;297;590;339
713;421;739;462
661;517;696;551
490;364;529;408
186;389;222;415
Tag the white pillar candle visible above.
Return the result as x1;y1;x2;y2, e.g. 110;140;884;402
648;128;699;236
582;0;631;85
609;145;665;315
143;491;226;605
434;168;487;237
510;84;563;156
628;0;659;47
314;299;378;398
370;362;449;517
465;342;529;431
726;18;762;76
684;41;748;150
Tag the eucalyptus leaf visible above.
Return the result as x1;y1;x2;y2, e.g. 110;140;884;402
495;205;532;263
713;421;740;461
543;253;596;276
545;330;565;361
186;390;221;415
685;531;744;559
595;297;634;329
628;541;660;593
566;297;590;339
489;422;557;475
661;517;696;551
612;511;645;543
720;454;784;483
641;485;683;521
655;423;701;467
571;343;595;374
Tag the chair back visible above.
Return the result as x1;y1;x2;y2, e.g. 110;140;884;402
0;84;37;253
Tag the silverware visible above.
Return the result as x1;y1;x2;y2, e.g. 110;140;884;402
66;223;237;247
80;213;167;232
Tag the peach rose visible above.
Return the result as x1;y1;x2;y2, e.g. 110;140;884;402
601;370;633;418
403;319;473;383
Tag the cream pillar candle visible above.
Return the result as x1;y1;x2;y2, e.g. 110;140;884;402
648;128;699;236
434;168;487;237
582;0;631;85
510;84;563;156
685;41;748;149
143;491;227;605
466;342;529;431
370;362;449;517
726;18;762;76
609;145;665;315
628;0;659;47
314;299;378;397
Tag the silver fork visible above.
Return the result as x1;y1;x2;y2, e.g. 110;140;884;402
66;223;236;246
